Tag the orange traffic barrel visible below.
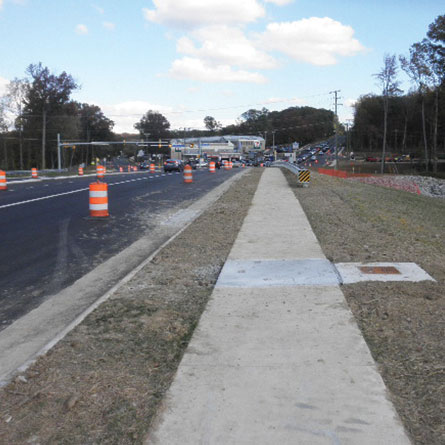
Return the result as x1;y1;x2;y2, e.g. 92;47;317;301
0;170;7;190
119;166;123;172
150;163;155;173
229;161;233;169
209;161;215;173
133;166;137;172
31;168;38;178
78;167;84;176
260;163;264;167
127;165;131;172
183;165;193;183
89;182;109;217
224;161;230;171
242;163;245;168
96;165;105;180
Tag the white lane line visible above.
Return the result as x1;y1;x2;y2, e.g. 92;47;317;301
0;187;90;209
1;173;170;210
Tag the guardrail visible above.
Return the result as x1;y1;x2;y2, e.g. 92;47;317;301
270;161;303;174
271;161;310;185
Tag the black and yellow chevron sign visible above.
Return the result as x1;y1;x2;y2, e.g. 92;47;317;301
298;170;310;183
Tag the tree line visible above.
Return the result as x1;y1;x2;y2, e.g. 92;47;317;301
353;14;445;173
0;63;336;170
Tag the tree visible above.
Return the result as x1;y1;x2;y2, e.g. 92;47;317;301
426;16;445;172
134;110;170;141
24;63;78;169
400;43;431;171
427;15;445;77
4;78;29;169
203;116;222;133
374;54;402;173
76;103;114;142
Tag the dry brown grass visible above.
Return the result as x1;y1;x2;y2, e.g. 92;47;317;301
284;169;445;445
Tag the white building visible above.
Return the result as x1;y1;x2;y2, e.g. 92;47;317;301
170;135;265;160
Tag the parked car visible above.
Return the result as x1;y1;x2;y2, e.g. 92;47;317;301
139;161;149;170
164;159;184;172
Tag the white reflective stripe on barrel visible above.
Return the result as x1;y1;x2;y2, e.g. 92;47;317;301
89;203;108;210
89;191;108;198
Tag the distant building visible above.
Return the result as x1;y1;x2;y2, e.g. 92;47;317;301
170;135;265;160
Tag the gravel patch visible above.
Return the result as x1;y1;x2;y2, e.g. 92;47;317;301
348;174;445;199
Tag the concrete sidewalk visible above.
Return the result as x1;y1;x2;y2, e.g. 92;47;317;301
146;169;411;444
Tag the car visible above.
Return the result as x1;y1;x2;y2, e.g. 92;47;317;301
139;162;150;170
310;155;317;161
185;159;198;169
366;156;380;162
164;159;184;172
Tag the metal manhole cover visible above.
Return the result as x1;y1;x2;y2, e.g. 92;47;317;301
359;266;401;275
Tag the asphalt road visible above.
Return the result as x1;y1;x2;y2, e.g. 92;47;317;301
0;168;240;331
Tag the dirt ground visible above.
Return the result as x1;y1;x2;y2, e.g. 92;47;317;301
283;169;445;445
0;169;263;445
1;167;444;444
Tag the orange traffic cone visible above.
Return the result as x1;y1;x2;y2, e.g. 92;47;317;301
89;182;109;217
96;165;105;180
183;165;193;183
0;170;7;190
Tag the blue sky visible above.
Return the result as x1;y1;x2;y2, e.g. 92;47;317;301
0;0;443;133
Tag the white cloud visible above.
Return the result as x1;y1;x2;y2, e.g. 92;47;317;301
0;76;9;96
263;97;306;106
265;0;293;4
177;25;277;70
345;98;356;108
103;21;115;30
261;17;365;66
143;0;265;28
187;86;199;93
169;57;267;83
75;24;88;35
92;4;104;14
100;101;175;133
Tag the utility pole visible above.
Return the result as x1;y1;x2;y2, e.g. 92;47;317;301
330;90;341;169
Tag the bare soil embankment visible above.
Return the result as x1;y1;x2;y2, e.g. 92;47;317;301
284;169;445;445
